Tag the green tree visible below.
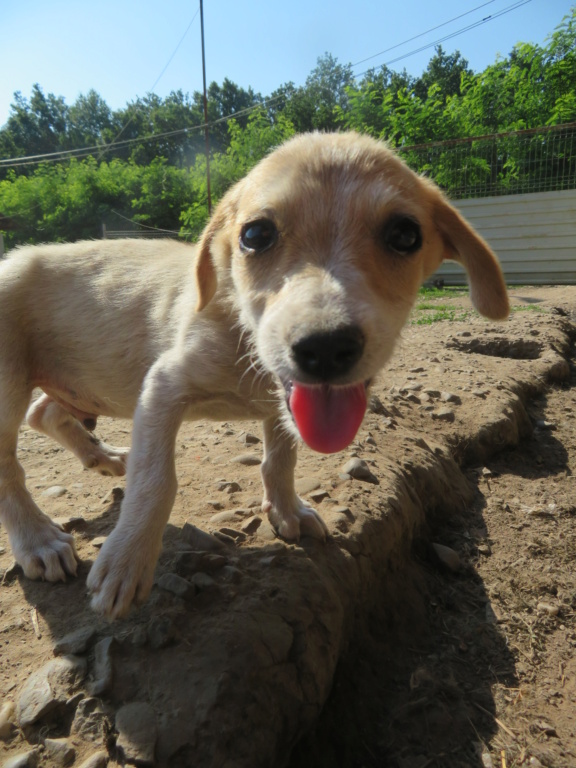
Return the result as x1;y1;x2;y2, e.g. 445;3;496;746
412;46;472;101
0;85;69;170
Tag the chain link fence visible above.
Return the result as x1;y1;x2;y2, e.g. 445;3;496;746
397;122;576;199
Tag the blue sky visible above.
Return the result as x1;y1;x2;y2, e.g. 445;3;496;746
0;0;572;128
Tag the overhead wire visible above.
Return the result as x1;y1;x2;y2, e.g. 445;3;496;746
354;0;533;77
351;0;500;68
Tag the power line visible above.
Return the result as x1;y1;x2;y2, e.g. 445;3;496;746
351;0;500;68
355;0;533;77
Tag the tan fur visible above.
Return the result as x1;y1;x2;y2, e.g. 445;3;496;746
0;132;508;619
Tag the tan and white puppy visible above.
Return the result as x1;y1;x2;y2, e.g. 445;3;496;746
0;132;509;618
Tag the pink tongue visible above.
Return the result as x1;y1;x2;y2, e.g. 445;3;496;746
289;382;367;454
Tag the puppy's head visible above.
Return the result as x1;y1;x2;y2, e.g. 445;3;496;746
196;132;509;453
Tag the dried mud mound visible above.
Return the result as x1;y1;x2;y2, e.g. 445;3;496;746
1;298;574;768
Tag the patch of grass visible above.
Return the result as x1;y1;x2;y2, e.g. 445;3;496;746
415;302;453;311
411;308;473;325
418;285;469;300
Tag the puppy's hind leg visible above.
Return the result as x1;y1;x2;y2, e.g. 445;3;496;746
0;382;78;581
261;416;328;542
26;394;128;477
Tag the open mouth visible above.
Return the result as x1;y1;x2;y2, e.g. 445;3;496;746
285;380;369;454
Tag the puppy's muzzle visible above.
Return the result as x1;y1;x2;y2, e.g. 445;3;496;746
291;325;365;383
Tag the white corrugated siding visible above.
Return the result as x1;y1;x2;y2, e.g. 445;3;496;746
433;189;576;285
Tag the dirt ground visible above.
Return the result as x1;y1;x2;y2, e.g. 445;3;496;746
2;285;576;767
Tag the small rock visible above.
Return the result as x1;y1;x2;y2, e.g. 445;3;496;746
432;543;461;573
116;702;157;766
52;515;86;531
537;602;560;616
402;382;422;392
53;627;97;656
216;481;242;493
71;697;108;742
180;523;227;551
3;750;40;768
341;458;378;484
209;510;241;525
535;419;556;430
238;432;261;445
76;753;109;768
309;489;330;503
368;395;390;415
431;408;455;423
295;477;321;495
42;485;67;498
44;737;75;766
17;656;87;727
0;700;16;739
477;543;492;556
440;391;459;403
218;527;247;541
91;537;107;549
101;487;124;505
531;720;557;737
156;572;198;601
230;453;261;466
472;389;487;398
190;572;217;591
240;515;262;534
205;499;224;510
211;530;237;545
88;636;116;696
256;518;278;541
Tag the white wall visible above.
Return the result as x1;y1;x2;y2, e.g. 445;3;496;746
434;189;576;285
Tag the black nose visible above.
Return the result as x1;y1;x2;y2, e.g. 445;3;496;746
291;326;365;381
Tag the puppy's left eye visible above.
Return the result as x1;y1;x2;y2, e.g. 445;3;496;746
239;219;278;254
382;216;423;256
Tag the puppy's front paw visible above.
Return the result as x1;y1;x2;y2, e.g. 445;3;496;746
264;497;328;542
11;514;78;582
86;528;159;619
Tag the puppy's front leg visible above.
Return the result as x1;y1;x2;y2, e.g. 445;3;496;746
87;360;186;619
261;417;328;542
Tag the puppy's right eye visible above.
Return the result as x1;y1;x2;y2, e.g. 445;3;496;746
382;215;422;256
239;219;278;254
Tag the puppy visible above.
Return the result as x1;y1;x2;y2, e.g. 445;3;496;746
0;132;509;618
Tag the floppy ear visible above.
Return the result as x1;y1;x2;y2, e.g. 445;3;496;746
194;188;241;312
194;214;220;312
434;196;509;321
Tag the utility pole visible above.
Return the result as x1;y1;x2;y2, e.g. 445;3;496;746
199;0;212;214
